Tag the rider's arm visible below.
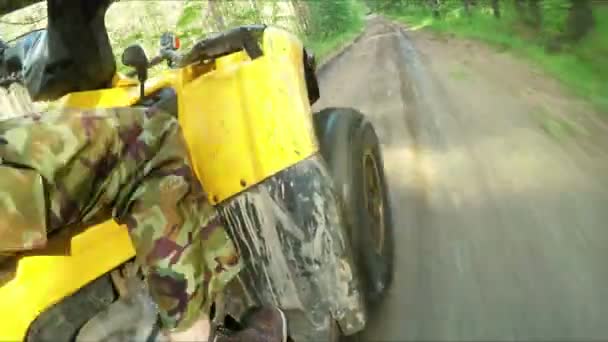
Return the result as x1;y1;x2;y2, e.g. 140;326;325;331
109;108;242;331
0;107;241;332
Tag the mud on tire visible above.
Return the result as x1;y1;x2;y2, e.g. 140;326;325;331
313;107;394;307
26;275;116;342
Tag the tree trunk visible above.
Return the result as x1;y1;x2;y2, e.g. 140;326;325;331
565;0;594;42
463;0;471;17
528;0;542;29
514;0;525;16
269;1;281;23
429;0;440;19
291;0;310;34
491;0;501;18
248;0;262;23
207;0;225;32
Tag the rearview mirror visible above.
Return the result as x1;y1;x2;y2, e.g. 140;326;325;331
122;44;148;72
121;44;148;98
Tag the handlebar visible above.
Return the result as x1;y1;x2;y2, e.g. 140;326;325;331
124;25;267;79
178;25;266;67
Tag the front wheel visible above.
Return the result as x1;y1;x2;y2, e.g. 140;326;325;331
313;107;394;307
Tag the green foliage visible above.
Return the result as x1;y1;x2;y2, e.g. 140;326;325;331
176;1;201;29
103;0;365;75
366;0;409;13
538;0;570;37
226;7;259;25
383;0;608;113
306;0;363;39
531;108;588;140
175;1;209;49
304;0;365;60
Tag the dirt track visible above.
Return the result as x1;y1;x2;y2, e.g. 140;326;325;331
314;16;608;341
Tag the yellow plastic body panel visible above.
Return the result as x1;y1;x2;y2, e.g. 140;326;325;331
60;27;318;204
58;70;181;109
0;26;317;339
179;27;319;203
0;220;135;341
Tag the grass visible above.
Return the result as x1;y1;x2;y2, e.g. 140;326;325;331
305;26;363;64
387;4;608;114
303;0;366;63
448;67;469;80
530;108;588;141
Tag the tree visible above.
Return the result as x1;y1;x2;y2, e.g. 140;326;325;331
528;0;542;29
249;0;262;23
514;0;525;16
206;0;225;32
514;0;542;28
307;0;360;39
491;0;501;18
564;0;594;42
463;0;471;17
291;0;310;34
428;0;440;19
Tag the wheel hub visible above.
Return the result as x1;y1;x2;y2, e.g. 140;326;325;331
362;150;385;255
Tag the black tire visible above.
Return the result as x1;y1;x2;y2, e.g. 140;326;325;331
313;107;394;307
26;275;116;342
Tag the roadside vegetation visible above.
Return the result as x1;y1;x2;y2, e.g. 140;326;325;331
367;0;608;114
302;0;366;63
1;0;366;72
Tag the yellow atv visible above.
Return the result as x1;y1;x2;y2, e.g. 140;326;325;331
0;1;393;340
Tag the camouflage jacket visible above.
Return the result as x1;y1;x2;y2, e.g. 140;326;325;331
0;107;241;331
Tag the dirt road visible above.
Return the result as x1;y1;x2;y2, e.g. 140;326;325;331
314;16;608;341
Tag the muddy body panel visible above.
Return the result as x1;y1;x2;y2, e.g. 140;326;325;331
218;154;367;339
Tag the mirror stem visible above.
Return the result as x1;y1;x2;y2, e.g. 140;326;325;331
137;67;147;99
138;79;145;99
